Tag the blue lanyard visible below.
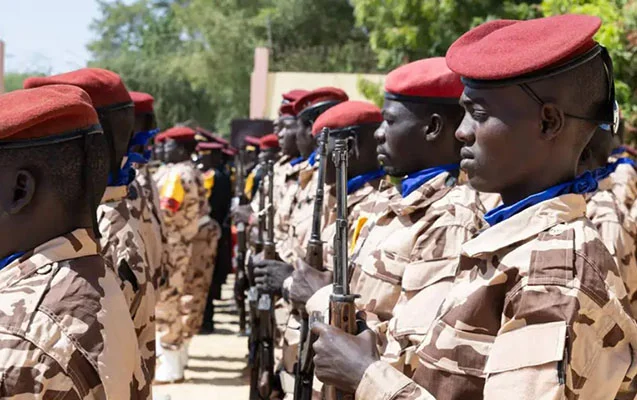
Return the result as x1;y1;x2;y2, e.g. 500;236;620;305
484;171;599;226
401;164;459;198
290;156;305;166
0;251;25;271
611;146;627;156
308;150;317;167
592;157;635;181
347;168;386;194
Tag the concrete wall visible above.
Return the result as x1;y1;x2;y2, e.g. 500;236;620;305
262;71;385;119
0;41;5;94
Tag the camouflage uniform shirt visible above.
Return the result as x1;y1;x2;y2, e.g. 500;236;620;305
357;193;637;400
0;229;145;399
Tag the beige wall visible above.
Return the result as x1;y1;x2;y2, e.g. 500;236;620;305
263;71;385;119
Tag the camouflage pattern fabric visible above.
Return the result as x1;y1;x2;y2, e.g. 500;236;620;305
609;160;637;212
357;194;637;400
98;181;157;382
587;176;637;316
349;171;462;327
155;161;202;349
0;229;147;399
135;163;170;290
273;156;303;252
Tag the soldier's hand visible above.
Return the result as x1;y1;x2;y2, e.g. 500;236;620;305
289;259;332;309
253;259;294;295
311;322;379;393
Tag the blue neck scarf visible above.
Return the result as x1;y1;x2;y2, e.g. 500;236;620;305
0;251;25;271
107;155;137;186
484;171;599;226
611;146;627;156
290;156;305;167
129;128;160;164
308;150;317;167
401;164;459;198
592;157;635;181
347;168;386;195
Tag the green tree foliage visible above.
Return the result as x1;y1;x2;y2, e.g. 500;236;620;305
3;71;46;92
87;0;380;132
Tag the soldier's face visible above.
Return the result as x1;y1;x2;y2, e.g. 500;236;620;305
296;123;315;158
163;139;189;163
375;100;429;177
279;118;300;157
456;86;548;197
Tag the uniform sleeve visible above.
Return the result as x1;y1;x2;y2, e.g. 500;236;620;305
356;361;436;400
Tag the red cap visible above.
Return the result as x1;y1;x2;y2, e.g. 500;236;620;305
385;58;464;101
293;87;349;115
0;85;100;141
196;142;224;151
279;103;295;118
446;14;601;81
130;91;154;114
223;147;238;156
259;134;280;150
312;101;383;136
244;135;261;146
156;126;196;143
282;89;309;104
24;68;132;109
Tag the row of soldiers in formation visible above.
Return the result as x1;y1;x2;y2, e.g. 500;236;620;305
232;14;637;400
0;66;243;396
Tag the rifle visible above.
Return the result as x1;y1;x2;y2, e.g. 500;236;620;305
235;150;248;334
294;128;329;400
248;159;268;400
325;136;358;400
257;159;277;399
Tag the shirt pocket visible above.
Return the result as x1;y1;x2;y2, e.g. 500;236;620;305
356;250;407;322
393;257;459;339
483;321;567;399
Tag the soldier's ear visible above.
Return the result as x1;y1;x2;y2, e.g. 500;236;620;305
9;170;36;215
424;114;444;142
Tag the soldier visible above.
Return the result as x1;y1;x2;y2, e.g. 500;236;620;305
153;126;204;383
0;85;140;398
129;91;167;291
312;14;637;399
24;69;156;393
579;128;637;316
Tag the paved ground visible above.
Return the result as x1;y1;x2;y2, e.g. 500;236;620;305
153;280;250;399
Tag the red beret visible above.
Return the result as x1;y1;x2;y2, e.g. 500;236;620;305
279;103;295;118
156;126;196;143
293;87;349;115
0;85;100;141
223;147;238;156
259;134;280;150
196;142;224;151
24;68;132;109
130;91;154;114
385;58;463;101
282;89;309;104
446;14;601;82
312;101;383;136
244;135;261;146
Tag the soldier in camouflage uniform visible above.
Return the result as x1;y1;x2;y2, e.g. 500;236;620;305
154;126;204;383
312;15;637;400
24;69;156;393
0;85;143;398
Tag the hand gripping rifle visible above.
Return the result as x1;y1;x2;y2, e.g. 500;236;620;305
257;160;277;399
325;136;358;400
235;150;248;334
294;128;329;400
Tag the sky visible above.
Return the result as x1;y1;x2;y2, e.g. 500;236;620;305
0;0;102;74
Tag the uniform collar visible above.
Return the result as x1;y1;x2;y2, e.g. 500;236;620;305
389;171;456;216
100;185;128;203
0;228;99;288
462;193;586;257
400;164;460;198
289;156;305;167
